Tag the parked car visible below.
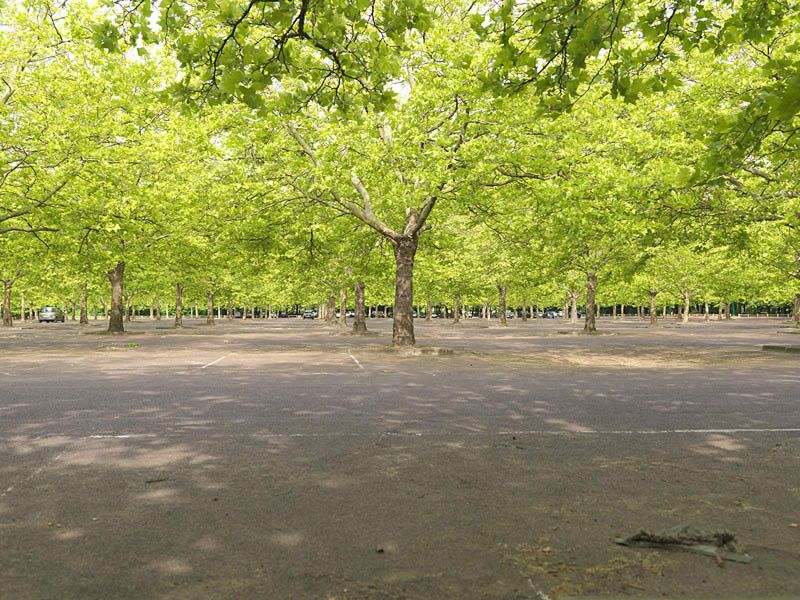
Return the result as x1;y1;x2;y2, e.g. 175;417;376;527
302;309;317;319
39;306;65;323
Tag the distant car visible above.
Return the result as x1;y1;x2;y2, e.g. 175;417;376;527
302;309;317;319
278;311;289;318
345;310;355;318
39;306;65;323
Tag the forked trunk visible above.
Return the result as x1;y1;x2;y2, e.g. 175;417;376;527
207;291;215;325
649;290;658;326
353;281;367;334
498;285;507;326
453;294;461;324
583;272;597;334
392;237;418;345
79;286;89;325
338;288;347;327
2;280;13;327
106;262;125;333
175;284;184;328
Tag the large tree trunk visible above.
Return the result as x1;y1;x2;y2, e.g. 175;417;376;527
392;237;418;345
498;285;507;326
175;283;184;328
682;289;690;323
2;280;13;327
207;291;215;325
107;262;125;333
325;295;336;325
453;294;461;324
793;294;800;327
79;286;89;325
338;288;347;327
353;281;367;334
583;272;597;334
649;290;658;326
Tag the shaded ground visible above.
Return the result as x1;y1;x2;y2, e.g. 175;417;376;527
1;316;799;599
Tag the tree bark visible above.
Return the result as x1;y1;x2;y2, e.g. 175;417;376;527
426;299;432;322
570;292;578;324
207;291;215;325
2;280;13;327
498;284;507;326
521;299;528;322
725;302;732;319
583;272;597;334
682;289;690;323
392;237;418;345
106;262;125;333
20;292;25;322
620;303;625;321
453;294;461;324
793;294;800;327
704;301;710;322
175;284;184;328
338;288;347;327
227;299;233;320
353;281;367;334
612;304;617;319
79;286;89;325
649;291;658;326
325;294;336;325
156;300;161;320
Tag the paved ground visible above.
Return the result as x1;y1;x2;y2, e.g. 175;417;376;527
1;316;799;599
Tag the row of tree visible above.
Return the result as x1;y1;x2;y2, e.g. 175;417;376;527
1;0;798;342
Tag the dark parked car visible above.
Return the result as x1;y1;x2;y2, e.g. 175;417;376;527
38;306;65;323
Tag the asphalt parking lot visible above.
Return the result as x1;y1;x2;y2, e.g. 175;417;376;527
1;317;799;599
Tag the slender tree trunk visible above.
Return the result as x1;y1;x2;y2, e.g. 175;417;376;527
704;301;710;322
498;285;507;326
649;291;658;326
156;300;161;320
2;280;13;327
718;303;724;320
338;288;347;327
100;299;108;319
570;292;578;324
207;291;215;325
562;296;570;321
521;299;528;322
453;294;461;324
583;272;597;334
353;281;367;334
218;305;222;320
227;299;233;320
79;286;89;325
392;237;418;345
93;305;98;320
123;296;131;322
20;292;25;322
612;304;617;320
596;303;600;318
175;284;184;328
620;303;625;321
683;289;690;323
725;302;732;320
426;299;432;322
149;305;154;320
106;262;125;333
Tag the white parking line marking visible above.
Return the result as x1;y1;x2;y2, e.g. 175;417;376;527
200;355;228;369
347;350;364;370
